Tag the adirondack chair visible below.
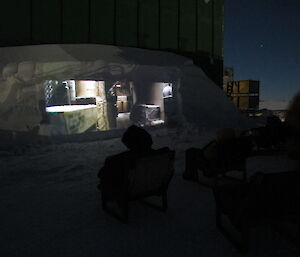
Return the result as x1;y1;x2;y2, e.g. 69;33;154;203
213;170;300;251
101;149;175;223
184;136;251;187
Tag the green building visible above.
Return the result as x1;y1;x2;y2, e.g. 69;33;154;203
0;0;223;86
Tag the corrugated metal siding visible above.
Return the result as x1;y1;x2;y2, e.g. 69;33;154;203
0;0;31;45
179;0;196;52
0;0;223;85
139;0;159;49
116;0;138;47
160;0;178;51
62;0;89;43
197;0;213;54
32;0;61;43
214;0;223;58
90;0;114;45
1;0;222;56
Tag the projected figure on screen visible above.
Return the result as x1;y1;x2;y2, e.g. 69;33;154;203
105;82;118;129
163;84;173;98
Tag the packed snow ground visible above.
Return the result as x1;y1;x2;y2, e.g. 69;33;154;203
1;127;299;257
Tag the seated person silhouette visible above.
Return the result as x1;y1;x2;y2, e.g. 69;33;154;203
250;115;286;150
183;128;252;181
98;125;168;197
285;91;300;162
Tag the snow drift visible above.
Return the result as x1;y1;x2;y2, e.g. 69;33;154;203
0;44;252;139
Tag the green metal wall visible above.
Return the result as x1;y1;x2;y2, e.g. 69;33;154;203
0;0;223;85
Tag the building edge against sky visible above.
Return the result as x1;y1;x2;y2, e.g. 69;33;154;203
0;0;223;87
0;0;238;137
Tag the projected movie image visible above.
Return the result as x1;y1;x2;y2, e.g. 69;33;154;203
44;80;174;135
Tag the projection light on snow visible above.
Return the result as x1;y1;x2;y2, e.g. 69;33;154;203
46;105;96;113
41;80;175;135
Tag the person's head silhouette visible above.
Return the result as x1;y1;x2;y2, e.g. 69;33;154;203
122;125;153;152
286;92;300;130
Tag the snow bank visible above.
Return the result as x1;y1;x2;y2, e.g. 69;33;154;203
0;44;253;141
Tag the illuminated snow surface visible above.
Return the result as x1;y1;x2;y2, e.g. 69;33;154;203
46;105;97;113
0;44;254;132
0;126;299;257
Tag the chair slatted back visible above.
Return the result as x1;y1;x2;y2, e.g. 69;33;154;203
128;151;174;198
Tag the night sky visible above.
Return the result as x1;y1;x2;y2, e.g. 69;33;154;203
224;0;300;102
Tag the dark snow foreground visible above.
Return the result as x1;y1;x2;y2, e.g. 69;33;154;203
1;127;299;257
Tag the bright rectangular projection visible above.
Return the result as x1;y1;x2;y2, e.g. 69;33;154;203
43;80;173;135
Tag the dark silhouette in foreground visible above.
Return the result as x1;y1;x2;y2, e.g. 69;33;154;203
249;114;287;152
285;92;300;162
214;170;300;251
98;125;175;223
183;128;252;185
98;125;154;195
183;115;290;186
183;93;300;251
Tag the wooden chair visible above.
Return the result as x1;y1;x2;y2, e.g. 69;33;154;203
213;170;300;252
101;149;175;223
191;138;249;188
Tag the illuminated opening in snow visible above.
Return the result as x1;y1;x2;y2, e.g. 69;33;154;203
43;80;175;135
